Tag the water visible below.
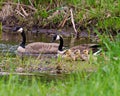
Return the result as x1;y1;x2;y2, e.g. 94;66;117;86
0;30;94;55
0;72;70;83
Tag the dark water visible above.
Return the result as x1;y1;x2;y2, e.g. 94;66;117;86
0;72;90;83
0;72;71;83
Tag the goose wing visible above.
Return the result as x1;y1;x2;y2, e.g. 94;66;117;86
25;42;59;54
70;44;100;53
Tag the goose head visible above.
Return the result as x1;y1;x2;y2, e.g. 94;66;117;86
52;34;63;51
13;27;26;53
13;26;23;33
52;34;61;42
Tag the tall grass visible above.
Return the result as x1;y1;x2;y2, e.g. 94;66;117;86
0;32;120;96
0;22;2;39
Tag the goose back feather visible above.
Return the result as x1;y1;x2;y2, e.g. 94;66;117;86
70;44;100;53
24;42;59;54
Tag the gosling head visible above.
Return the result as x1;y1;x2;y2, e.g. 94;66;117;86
83;49;89;55
74;49;80;55
13;26;23;33
64;49;72;55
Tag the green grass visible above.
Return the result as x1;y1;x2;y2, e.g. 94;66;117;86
0;22;2;39
0;53;97;74
0;0;115;30
0;32;120;96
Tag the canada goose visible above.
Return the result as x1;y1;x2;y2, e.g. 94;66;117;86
52;34;101;60
13;27;59;55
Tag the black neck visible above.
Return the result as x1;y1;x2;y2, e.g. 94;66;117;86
20;30;26;48
58;36;63;51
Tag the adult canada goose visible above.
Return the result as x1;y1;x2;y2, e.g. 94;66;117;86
52;34;101;60
13;27;59;55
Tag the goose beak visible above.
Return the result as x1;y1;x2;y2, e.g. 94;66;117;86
51;39;55;43
13;27;17;32
12;26;23;32
51;36;56;42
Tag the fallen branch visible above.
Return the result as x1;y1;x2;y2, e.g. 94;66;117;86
58;14;69;28
21;6;29;17
15;9;26;18
70;8;78;36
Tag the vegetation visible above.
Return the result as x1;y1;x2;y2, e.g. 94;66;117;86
0;0;120;96
0;0;120;31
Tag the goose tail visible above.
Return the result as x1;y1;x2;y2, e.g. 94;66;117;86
93;48;102;56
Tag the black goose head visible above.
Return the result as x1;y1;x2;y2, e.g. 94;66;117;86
13;26;26;48
52;34;61;42
13;26;23;33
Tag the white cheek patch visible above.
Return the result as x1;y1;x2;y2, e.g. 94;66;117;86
56;35;60;40
57;50;66;54
18;28;23;33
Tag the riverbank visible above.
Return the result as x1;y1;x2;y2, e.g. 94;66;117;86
0;0;120;36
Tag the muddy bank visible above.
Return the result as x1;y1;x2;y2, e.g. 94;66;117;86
2;25;97;38
0;3;99;38
0;1;119;38
0;55;97;75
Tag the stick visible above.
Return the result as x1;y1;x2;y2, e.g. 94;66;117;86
61;15;69;27
21;6;29;16
70;8;78;35
58;14;69;28
15;9;26;18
